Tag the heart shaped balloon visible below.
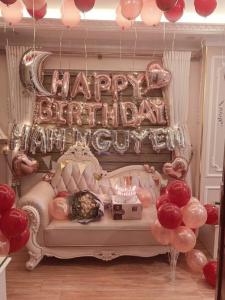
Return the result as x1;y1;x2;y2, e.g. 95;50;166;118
145;61;171;90
163;157;188;179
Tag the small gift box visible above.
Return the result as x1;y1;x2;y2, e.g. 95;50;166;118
112;195;143;220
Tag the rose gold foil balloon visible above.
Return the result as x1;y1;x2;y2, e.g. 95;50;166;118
172;226;196;253
49;197;69;220
120;0;143;20
141;0;162;26
186;249;208;273
12;154;39;177
182;203;207;229
0;230;10;256
61;0;80;28
136;187;152;207
151;220;173;245
145;61;171;90
116;4;132;30
1;0;23;26
163;157;188;180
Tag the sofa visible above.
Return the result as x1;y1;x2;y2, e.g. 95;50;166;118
20;143;169;270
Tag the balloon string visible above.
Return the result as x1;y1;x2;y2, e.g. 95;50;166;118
119;30;122;65
163;22;166;49
172;32;176;53
59;30;64;74
132;26;137;72
83;13;88;77
32;0;36;51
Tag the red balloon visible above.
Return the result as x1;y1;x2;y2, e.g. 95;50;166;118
160;186;167;195
74;0;95;12
203;261;217;288
27;3;47;20
167;180;191;207
0;184;15;214
204;204;219;225
57;191;70;198
1;208;29;239
156;194;170;210
0;0;17;5
156;0;177;11
9;228;30;253
194;0;217;17
157;203;182;229
164;0;184;22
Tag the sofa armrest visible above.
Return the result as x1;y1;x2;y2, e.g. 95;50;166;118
20;181;56;228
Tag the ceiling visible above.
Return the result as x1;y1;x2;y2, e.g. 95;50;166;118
0;0;225;56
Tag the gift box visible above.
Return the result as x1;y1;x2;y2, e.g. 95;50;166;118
112;195;143;220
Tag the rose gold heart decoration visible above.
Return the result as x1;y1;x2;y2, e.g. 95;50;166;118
145;61;172;90
163;157;188;179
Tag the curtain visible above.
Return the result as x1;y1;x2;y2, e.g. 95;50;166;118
163;51;192;188
5;45;34;132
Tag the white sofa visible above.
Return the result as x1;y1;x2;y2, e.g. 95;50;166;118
20;144;169;270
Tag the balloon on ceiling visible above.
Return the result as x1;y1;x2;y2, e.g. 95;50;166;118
0;0;17;4
194;0;217;17
1;0;23;26
120;0;143;20
74;0;96;12
61;0;81;28
164;0;185;23
116;4;132;30
141;0;162;26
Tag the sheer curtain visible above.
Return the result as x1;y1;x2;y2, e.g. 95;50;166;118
163;51;192;188
5;45;34;131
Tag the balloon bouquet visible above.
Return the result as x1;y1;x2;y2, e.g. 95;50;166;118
152;178;219;287
0;184;29;256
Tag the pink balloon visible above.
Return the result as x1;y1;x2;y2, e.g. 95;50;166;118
120;0;143;20
141;0;162;26
136;187;152;208
186;249;208;273
61;0;80;28
172;226;196;253
151;220;173;245
182;203;207;229
0;230;10;256
187;197;200;206
116;4;132;30
49;197;69;220
27;3;47;20
1;0;23;26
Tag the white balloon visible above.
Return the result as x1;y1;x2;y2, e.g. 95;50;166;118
1;1;23;26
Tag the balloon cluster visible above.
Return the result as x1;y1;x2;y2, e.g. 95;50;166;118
152;179;219;287
116;0;218;28
0;184;30;255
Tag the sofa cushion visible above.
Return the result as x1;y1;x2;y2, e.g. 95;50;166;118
44;207;158;247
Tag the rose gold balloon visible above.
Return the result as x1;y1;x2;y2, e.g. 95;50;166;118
12;154;39;177
145;61;171;90
141;0;162;26
163;157;188;180
182;203;207;229
49;197;69;220
172;226;196;253
187;197;200;207
0;230;10;256
61;0;80;28
2;0;23;26
120;0;143;20
151;220;173;245
186;249;208;273
136;187;152;208
116;4;132;30
120;101;139;127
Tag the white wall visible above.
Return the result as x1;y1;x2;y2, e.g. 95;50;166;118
0;52;202;195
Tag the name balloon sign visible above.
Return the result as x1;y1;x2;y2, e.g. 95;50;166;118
13;49;184;155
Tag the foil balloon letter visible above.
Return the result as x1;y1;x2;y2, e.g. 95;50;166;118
30;126;47;154
111;74;128;102
55;101;67;125
46;128;66;152
150;98;167;125
94;73;111;102
149;128;167;152
112;130;130;155
67;102;83;126
102;103;119;128
84;103;102;127
127;73;145;99
71;72;91;100
138;99;157;125
130;129;149;154
51;70;70;98
74;128;92;145
10;124;31;152
20;49;52;96
92;129;112;153
120;102;138;127
35;97;53;124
